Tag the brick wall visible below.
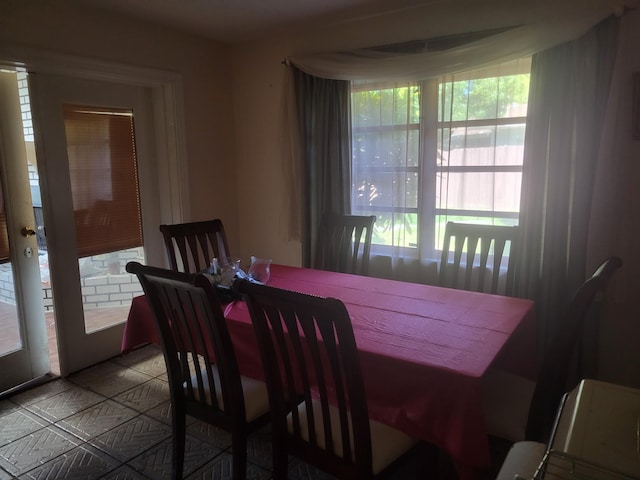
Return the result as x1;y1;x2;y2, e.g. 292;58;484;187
0;248;144;311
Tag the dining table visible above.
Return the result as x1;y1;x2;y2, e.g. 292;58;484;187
121;263;537;478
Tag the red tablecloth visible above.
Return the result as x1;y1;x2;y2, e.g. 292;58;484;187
122;264;536;475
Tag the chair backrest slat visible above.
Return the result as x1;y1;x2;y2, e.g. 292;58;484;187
439;221;520;296
314;214;376;276
160;219;230;273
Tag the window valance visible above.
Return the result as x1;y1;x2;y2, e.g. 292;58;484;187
289;1;618;81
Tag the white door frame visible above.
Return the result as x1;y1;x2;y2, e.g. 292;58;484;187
0;47;189;375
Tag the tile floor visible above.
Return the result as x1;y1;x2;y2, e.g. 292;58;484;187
0;345;345;480
0;343;505;480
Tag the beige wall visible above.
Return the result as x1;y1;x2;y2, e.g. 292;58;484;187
230;40;300;266
0;0;241;251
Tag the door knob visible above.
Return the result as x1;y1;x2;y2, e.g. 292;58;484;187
21;227;36;237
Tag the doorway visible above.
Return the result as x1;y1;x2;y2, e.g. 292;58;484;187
0;59;185;393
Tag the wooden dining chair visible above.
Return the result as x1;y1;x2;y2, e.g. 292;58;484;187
482;256;623;445
160;218;231;273
234;279;430;480
125;262;270;480
438;221;520;296
314;213;376;276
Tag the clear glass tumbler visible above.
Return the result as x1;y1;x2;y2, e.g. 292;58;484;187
248;256;272;284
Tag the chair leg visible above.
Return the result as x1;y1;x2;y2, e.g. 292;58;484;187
172;409;186;480
272;437;288;480
231;432;247;480
421;444;442;479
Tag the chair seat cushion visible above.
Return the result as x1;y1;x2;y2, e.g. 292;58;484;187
482;367;536;442
288;399;417;474
495;441;546;480
188;365;269;421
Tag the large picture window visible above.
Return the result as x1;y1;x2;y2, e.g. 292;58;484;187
351;58;530;260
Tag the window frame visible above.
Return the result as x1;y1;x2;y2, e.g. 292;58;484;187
350;60;530;260
350;81;422;257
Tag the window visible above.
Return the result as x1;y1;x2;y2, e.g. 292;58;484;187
351;58;530;259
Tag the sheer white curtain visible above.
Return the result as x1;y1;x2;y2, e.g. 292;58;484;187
350;60;530;282
435;61;530;237
349;80;425;280
290;2;613;82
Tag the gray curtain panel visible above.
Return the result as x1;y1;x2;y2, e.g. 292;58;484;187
292;66;351;268
515;15;620;356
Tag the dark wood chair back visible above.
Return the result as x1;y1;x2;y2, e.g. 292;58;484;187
314;213;376;276
160;218;230;273
525;256;623;441
235;279;377;479
125;262;269;480
439;221;519;295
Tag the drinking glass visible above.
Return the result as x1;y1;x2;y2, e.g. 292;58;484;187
248;256;271;284
211;257;241;286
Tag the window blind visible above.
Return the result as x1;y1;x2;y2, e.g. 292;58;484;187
63;105;143;258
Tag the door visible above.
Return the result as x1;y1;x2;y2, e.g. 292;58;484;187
29;72;165;375
0;71;50;392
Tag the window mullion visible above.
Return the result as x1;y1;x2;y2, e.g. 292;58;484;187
419;79;438;257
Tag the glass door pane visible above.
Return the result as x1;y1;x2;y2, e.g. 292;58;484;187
0;69;50;392
29;72;157;375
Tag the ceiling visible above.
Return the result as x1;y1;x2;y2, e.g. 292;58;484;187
73;0;423;44
71;0;620;48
